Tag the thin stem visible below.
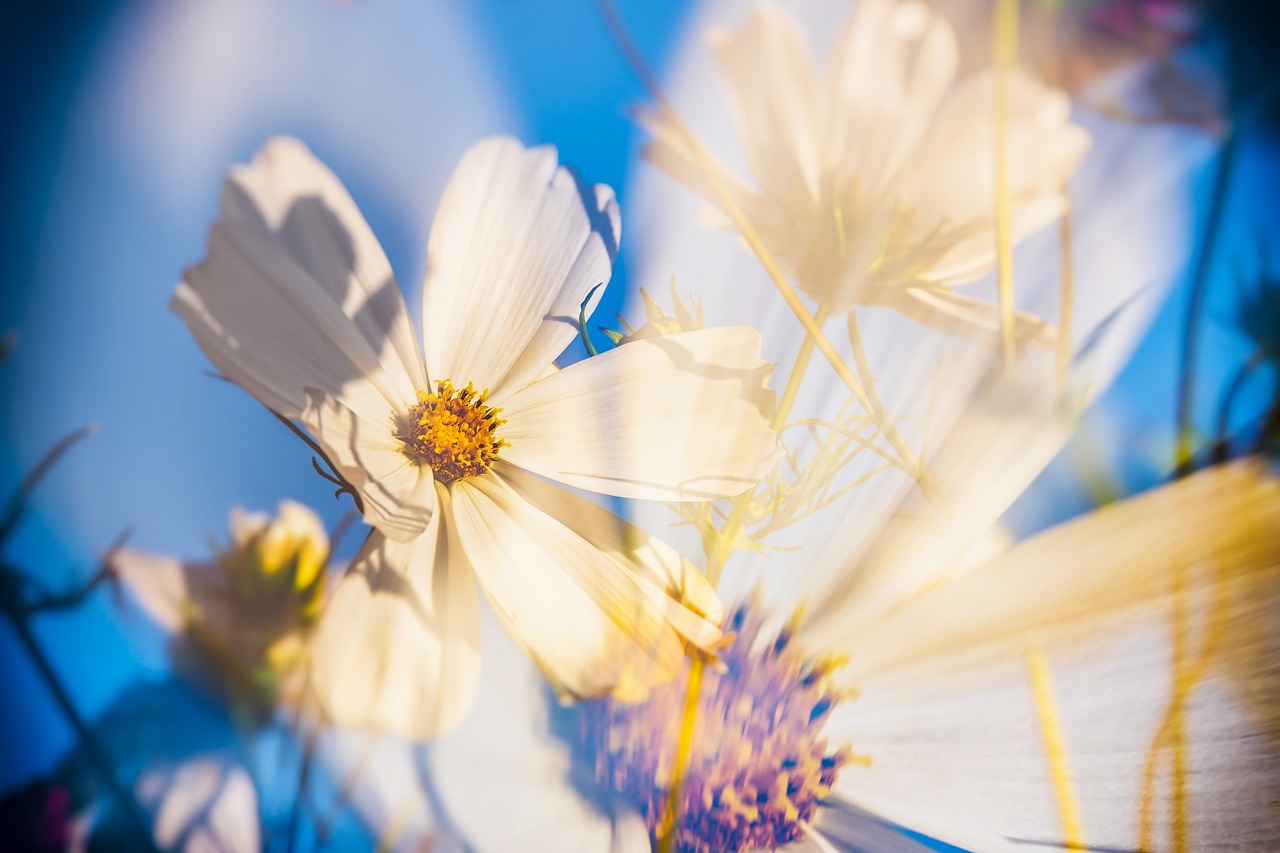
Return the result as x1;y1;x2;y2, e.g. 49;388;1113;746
656;654;703;853
9;613;154;848
993;0;1019;366
1055;197;1075;383
705;302;832;587
846;310;936;498
0;425;99;546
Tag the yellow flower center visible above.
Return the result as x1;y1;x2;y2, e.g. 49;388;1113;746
400;379;509;483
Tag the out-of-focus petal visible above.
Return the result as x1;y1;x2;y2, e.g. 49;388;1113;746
309;519;481;739
825;0;959;196
500;327;777;501
896;69;1090;287
111;550;201;635
426;606;651;853
707;4;823;212
302;388;434;542
137;754;260;853
420;137;620;402
496;462;723;650
825;462;1280;852
447;475;686;702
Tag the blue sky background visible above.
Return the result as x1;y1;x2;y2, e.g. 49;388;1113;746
1;0;1276;848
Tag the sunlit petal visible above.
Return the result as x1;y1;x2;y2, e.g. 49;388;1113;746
501;327;777;501
421;136;620;401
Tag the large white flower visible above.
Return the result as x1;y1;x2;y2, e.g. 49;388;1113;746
174;136;778;738
642;0;1089;347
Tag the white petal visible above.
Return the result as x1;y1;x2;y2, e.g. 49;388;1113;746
176;143;422;420
895;69;1090;286
141;755;260;853
110;550;199;634
826;462;1280;852
809;799;946;853
708;5;823;213
802;363;1074;642
887;286;1057;354
500;327;778;501
301;389;434;542
315;730;439;853
421;137;620;401
447;475;686;702
219;136;425;398
427;604;650;853
824;0;959;197
496;462;723;650
309;520;481;739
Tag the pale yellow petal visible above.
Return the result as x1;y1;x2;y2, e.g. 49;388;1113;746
309;521;481;739
825;462;1280;852
500;327;777;501
447;474;687;702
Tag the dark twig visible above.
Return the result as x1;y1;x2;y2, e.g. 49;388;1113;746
8;614;155;849
23;528;131;615
0;425;99;547
270;411;364;512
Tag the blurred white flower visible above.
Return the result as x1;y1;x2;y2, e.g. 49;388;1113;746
112;500;329;716
174;135;779;738
641;0;1088;349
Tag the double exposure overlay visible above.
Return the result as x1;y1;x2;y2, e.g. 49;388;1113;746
2;1;1277;851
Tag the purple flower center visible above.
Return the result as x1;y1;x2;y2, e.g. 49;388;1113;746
579;602;851;853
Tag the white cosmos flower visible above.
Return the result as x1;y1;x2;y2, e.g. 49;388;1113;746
173;135;778;738
641;0;1089;348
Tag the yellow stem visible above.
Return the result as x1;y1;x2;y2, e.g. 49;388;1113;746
994;0;1019;366
1056;196;1074;382
707;302;833;587
595;0;928;492
657;655;704;853
1025;639;1086;850
847;309;933;498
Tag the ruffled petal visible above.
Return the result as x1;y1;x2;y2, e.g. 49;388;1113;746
301;388;434;542
500;327;777;501
446;474;687;702
420;137;620;402
175;138;422;419
309;520;482;739
825;462;1280;852
219;136;425;396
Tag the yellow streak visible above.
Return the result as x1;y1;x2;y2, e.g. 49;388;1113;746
1025;639;1086;850
1140;562;1220;851
657;655;704;853
595;0;930;494
1055;197;1074;382
994;0;1019;366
